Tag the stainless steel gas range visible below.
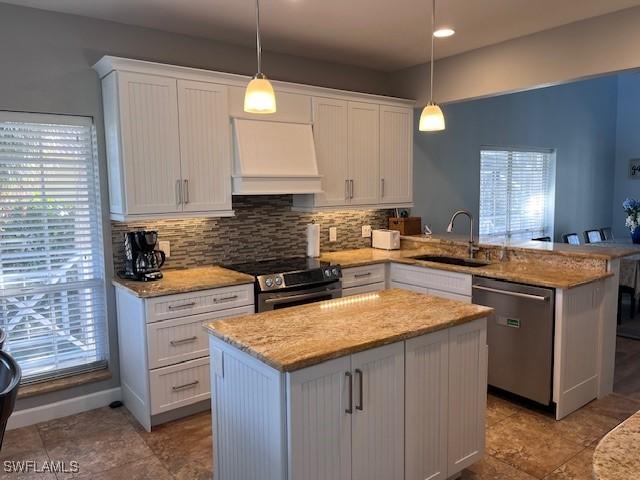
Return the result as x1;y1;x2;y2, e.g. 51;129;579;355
225;257;342;312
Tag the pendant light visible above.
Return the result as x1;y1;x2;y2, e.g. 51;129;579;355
244;0;276;114
419;0;445;132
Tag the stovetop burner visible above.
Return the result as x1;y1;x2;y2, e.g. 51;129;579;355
225;256;342;292
225;257;329;277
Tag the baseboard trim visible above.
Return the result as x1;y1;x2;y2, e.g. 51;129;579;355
7;387;122;430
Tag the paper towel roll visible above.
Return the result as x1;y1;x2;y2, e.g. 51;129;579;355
306;223;320;258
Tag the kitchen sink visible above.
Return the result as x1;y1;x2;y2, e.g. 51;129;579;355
409;255;490;268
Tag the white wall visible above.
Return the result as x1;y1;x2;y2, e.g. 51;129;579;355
390;6;640;105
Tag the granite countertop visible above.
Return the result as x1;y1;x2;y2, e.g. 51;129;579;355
319;248;613;289
205;289;493;372
403;234;640;260
593;409;640;480
112;266;255;298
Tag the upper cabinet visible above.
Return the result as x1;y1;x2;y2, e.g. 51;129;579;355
101;71;233;221
95;56;414;219
380;105;413;205
293;99;413;211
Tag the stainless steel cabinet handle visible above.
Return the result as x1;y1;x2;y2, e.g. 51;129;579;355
381;178;385;198
472;285;549;302
168;301;197;310
354;272;372;278
183;179;189;204
175;179;182;206
355;368;363;411
169;336;198;346
215;295;238;303
345;179;349;199
172;380;199;391
350;179;354;199
345;372;353;414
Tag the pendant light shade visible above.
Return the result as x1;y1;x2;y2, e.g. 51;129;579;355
244;74;276;114
419;0;445;132
419;102;445;131
244;0;276;114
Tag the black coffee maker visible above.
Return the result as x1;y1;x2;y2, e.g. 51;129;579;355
122;231;166;281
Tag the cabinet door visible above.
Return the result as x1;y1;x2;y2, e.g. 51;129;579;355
117;72;182;214
448;318;488;476
348;102;380;206
380;105;413;205
287;356;352;480
177;80;232;212
312;97;350;206
405;330;449;480
351;342;404;480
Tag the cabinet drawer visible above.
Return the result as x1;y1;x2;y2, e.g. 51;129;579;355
390;263;471;296
147;305;254;369
150;357;211;415
342;264;386;289
342;282;386;297
145;284;254;323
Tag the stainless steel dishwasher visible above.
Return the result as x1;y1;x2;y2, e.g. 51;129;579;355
472;277;555;405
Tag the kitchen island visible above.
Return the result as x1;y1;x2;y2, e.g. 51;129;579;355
205;289;493;480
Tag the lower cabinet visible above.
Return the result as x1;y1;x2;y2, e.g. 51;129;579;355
342;264;387;297
285;319;487;480
390;263;472;303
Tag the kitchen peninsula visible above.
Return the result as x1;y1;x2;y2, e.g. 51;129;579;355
205;289;493;480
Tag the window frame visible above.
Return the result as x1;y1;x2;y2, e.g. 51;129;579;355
0;110;108;384
479;145;556;241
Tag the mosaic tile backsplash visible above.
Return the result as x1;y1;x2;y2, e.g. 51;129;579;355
111;195;393;272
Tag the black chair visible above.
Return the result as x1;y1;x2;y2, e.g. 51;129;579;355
562;233;580;245
600;227;614;241
584;229;604;244
532;236;551;242
0;351;20;450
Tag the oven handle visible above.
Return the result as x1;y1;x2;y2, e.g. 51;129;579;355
263;288;340;305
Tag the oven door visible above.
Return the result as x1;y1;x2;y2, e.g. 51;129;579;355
257;281;342;312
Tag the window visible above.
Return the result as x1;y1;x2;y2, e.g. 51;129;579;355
479;147;555;241
0;112;106;383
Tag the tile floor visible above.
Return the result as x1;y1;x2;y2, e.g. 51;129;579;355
3;336;640;480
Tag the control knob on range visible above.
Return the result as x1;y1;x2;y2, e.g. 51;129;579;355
332;268;339;277
275;276;283;286
324;268;331;278
265;277;274;288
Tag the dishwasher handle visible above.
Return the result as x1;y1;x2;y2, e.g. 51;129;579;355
472;284;550;302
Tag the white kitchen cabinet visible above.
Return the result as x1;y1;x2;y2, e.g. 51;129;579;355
311;97;349;207
448;318;488;473
210;318;488;480
104;71;182;216
405;329;449;480
351;342;405;480
287;356;352;480
390;263;472;301
177;80;232;213
341;264;387;297
348;102;380;206
101;71;233;220
115;284;254;431
379;105;413;205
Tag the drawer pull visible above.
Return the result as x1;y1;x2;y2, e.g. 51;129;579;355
169;336;198;346
215;295;238;303
168;301;197;310
172;380;200;391
354;273;372;278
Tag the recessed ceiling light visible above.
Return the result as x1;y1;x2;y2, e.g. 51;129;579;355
433;27;455;38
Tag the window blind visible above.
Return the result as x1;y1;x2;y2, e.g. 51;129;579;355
0;112;107;383
479;147;554;241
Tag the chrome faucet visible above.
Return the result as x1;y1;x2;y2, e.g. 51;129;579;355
446;210;480;259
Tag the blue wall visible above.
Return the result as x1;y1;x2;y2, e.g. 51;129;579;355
613;72;640;238
413;76;619;241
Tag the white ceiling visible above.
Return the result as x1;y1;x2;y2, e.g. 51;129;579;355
5;0;640;71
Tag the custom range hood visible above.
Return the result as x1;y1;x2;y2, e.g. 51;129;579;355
232;119;323;195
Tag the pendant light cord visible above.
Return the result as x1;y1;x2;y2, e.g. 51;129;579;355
255;0;262;74
429;0;435;104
